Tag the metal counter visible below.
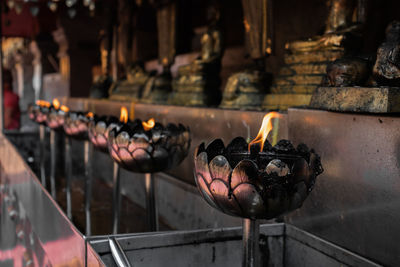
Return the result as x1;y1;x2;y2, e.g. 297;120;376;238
88;223;381;267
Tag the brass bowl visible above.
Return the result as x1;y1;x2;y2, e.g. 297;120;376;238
193;137;323;220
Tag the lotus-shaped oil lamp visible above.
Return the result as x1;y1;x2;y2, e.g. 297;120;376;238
107;112;191;231
108;118;191;173
193;112;323;267
88;114;120;153
46;99;69;130
88;107;130;234
29;100;51;125
64;111;93;140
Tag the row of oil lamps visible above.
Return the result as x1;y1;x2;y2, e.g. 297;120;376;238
28;99;323;267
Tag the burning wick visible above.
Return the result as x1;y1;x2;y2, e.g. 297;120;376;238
52;98;60;110
86;112;94;118
142;118;155;131
119;107;129;123
248;112;282;152
36;100;51;108
60;105;69;113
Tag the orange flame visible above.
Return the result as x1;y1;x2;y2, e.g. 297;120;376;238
248;112;282;152
36;100;51;108
86;112;94;118
60;105;69;113
142;118;155;131
52;99;60;110
119;107;128;123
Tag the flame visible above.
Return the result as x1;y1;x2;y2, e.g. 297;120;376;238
119;107;128;123
60;105;69;113
248;112;282;152
142;118;155;131
36;100;51;108
86;112;94;118
52;99;60;110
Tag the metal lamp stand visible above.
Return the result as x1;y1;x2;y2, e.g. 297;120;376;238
112;162;121;234
145;173;158;232
84;140;93;236
39;125;46;187
49;130;57;199
242;218;260;267
64;136;72;219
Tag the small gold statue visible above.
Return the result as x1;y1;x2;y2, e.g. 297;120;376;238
90;30;113;99
141;0;176;104
220;0;272;110
263;0;367;110
373;20;400;86
169;2;223;106
109;63;151;101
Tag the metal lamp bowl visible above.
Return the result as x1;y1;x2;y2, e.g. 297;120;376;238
46;108;67;130
108;119;191;173
63;111;92;140
194;137;323;220
28;105;49;125
88;115;120;153
28;104;39;121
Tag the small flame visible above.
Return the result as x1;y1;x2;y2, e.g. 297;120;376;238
52;99;60;110
60;105;69;113
142;118;155;131
36;100;51;108
119;107;128;123
86;112;94;118
248;112;282;152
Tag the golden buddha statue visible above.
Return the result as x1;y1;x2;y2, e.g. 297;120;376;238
263;0;367;110
109;63;151;101
220;0;272;110
168;3;223;106
90;30;113;99
141;0;176;104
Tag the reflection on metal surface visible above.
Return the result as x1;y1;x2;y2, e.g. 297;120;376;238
286;108;400;267
0;133;104;267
